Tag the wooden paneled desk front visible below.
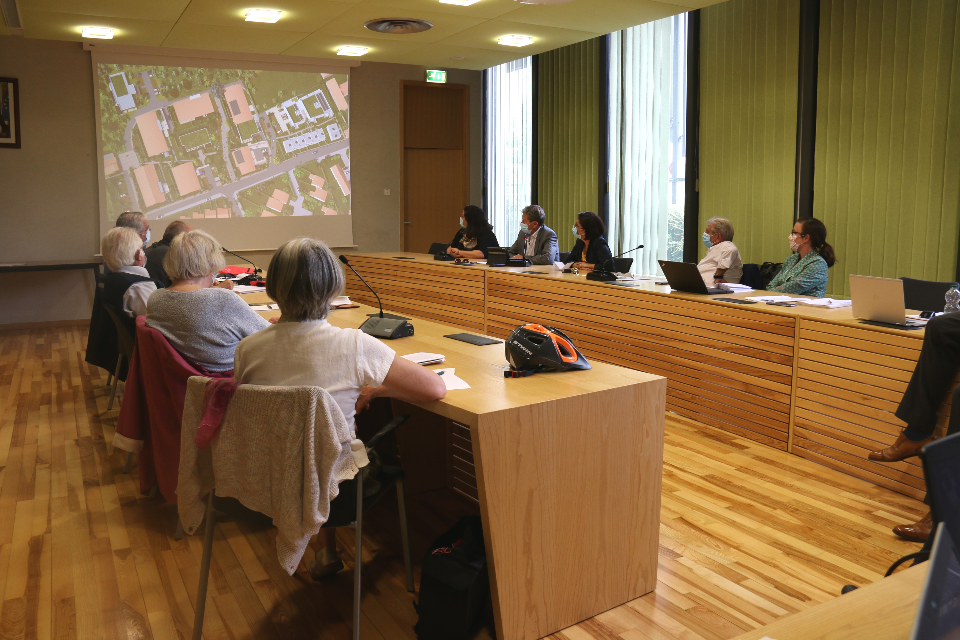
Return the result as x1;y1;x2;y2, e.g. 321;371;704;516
254;305;668;640
334;253;954;500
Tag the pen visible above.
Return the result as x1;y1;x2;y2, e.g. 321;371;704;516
437;371;445;376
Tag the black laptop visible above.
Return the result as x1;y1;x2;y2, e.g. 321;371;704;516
487;247;529;267
658;260;727;295
910;523;960;640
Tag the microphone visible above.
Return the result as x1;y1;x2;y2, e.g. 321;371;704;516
339;254;383;319
586;244;645;282
338;255;414;340
221;247;260;275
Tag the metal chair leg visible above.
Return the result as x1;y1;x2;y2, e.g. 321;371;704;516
107;356;123;411
396;478;414;592
353;472;364;640
106;372;113;387
123;452;134;474
192;490;216;640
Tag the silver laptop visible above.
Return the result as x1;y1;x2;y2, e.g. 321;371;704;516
849;275;923;327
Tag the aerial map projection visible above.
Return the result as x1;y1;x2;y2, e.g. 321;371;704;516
97;63;350;222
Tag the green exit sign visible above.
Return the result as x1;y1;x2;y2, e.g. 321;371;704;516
426;70;447;83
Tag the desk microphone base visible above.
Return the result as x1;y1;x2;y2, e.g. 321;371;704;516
586;271;618;282
359;316;415;339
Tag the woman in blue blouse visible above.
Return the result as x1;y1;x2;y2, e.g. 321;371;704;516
768;218;836;297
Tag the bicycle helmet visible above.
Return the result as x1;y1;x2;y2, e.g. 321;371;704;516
504;324;591;376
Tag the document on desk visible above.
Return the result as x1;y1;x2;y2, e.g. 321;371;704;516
249;304;280;311
719;283;754;292
436;368;470;390
745;295;802;303
234;285;266;293
401;352;446;365
795;298;852;309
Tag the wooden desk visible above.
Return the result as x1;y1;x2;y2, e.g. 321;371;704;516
337;253;953;499
731;563;927;640
255;305;668;640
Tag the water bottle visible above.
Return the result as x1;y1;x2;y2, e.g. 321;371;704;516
945;284;960;313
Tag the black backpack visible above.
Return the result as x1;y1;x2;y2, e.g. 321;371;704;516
758;261;784;289
414;515;489;640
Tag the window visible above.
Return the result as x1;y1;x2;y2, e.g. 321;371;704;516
608;14;688;274
484;57;533;248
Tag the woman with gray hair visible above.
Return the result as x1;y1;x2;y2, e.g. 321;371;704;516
697;216;743;287
146;229;269;371
233;237;446;578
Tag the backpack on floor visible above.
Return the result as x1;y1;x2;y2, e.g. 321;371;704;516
414;515;489;640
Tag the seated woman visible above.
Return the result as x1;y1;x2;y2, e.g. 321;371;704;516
446;205;499;260
768;218;836;297
146;229;269;372
234;237;447;578
101;227;165;333
569;211;613;272
697;217;742;286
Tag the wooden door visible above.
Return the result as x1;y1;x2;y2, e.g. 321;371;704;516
401;81;470;253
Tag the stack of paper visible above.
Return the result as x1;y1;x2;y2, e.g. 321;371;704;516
401;352;446;366
331;296;352;307
745;295;801;303
249;303;280;311
795;298;852;309
234;284;266;293
719;283;754;292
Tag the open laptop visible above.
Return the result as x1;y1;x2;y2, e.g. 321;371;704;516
487;247;529;267
658;260;726;295
849;274;924;328
910;523;960;640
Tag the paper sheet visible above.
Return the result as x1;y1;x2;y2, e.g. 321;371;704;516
401;352;446;365
795;298;852;309
745;295;802;303
234;285;266;293
249;304;280;311
719;283;754;292
436;368;470;390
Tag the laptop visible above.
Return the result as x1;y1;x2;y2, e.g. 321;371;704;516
487;247;529;267
922;432;960;548
658;260;726;295
849;274;923;327
909;523;960;640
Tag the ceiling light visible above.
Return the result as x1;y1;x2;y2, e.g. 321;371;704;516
440;0;482;5
337;46;369;56
82;26;115;39
245;9;283;23
498;35;533;47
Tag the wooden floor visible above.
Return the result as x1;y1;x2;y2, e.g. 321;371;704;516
0;325;928;640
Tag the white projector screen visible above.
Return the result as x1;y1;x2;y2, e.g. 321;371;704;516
93;55;354;250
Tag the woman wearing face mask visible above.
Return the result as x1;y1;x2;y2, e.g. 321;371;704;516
767;218;836;297
696;217;742;287
446;205;499;260
146;229;271;372
568;211;613;271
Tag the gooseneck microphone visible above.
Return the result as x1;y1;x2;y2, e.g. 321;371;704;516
339;254;383;319
221;247;261;275
586;244;645;282
338;255;414;339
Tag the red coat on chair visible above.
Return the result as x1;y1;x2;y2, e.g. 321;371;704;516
113;315;232;502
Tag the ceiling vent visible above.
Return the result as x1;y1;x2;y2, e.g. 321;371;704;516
364;18;433;34
0;0;23;35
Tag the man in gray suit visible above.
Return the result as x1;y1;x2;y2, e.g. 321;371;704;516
508;205;560;265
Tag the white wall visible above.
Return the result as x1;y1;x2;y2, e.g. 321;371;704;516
0;36;482;326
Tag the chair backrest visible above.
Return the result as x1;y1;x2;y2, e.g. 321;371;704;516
559;252;571;264
900;277;959;312
612;257;633;273
428;242;449;255
178;376;359;573
103;303;135;358
740;263;764;289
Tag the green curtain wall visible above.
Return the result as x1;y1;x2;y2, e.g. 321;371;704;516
814;0;960;297
538;38;603;253
699;0;801;266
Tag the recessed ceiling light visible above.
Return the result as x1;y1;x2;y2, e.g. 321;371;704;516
450;56;466;60
498;35;534;47
440;0;482;5
337;46;369;56
245;9;283;23
364;18;433;34
82;26;114;39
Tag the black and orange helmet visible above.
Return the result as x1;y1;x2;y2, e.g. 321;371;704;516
505;324;591;374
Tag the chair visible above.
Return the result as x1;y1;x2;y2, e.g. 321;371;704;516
428;242;449;255
740;263;764;289
612;257;633;273
559;251;571;264
900;277;959;312
102;303;134;412
179;380;414;640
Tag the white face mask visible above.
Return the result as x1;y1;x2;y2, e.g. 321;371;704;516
788;232;801;252
143;228;151;246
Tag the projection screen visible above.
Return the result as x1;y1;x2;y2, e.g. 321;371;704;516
92;52;354;250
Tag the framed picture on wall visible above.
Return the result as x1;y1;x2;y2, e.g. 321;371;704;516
0;77;20;149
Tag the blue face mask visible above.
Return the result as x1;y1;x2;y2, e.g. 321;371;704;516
460;218;466;229
572;226;579;238
520;222;530;234
144;228;152;247
702;232;712;249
